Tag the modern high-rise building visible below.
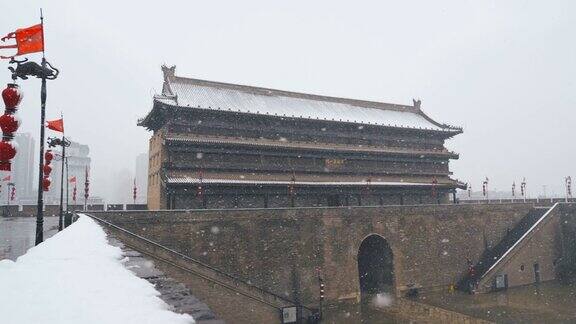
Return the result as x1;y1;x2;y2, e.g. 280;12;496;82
48;139;91;205
135;153;148;203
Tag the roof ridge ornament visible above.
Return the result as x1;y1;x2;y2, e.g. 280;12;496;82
412;98;422;109
161;64;176;82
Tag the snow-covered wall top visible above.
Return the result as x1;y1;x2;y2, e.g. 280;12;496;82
155;72;459;132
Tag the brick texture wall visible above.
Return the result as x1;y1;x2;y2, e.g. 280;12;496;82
90;203;534;307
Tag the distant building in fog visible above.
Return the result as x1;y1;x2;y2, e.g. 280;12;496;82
12;133;35;201
135;153;148;203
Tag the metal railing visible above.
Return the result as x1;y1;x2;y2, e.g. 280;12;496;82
84;212;316;314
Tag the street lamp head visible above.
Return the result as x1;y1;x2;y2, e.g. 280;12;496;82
52;152;67;162
47;136;71;148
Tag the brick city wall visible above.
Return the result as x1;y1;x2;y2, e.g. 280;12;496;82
90;203;535;307
559;204;576;282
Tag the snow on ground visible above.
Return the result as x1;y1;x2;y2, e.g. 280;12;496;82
0;215;194;324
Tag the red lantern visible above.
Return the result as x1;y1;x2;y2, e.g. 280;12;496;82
2;84;22;109
45;150;53;163
0;84;22;172
42;177;51;191
0;140;16;159
0;113;20;135
43;164;52;176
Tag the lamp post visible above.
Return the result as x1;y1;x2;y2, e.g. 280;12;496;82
48;136;70;231
482;177;489;203
521;178;527;202
83;166;89;211
1;10;58;246
565;176;572;203
65;156;69;213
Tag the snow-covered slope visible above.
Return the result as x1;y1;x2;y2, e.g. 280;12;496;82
0;215;194;324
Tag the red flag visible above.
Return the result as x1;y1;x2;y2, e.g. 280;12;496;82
69;176;77;183
0;24;44;59
2;175;10;181
46;118;64;133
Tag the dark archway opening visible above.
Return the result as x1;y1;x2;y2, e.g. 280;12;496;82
358;235;394;295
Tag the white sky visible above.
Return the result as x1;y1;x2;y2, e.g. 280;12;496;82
0;1;574;200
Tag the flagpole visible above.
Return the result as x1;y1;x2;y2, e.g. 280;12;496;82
73;183;76;211
35;9;47;245
65;152;69;213
58;117;65;231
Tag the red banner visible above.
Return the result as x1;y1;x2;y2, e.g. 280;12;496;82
0;24;44;59
46;118;64;133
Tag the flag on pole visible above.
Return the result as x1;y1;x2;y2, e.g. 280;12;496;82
46;118;64;133
69;176;77;183
0;24;44;59
2;175;10;181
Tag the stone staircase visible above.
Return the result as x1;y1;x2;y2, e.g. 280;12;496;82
460;206;550;291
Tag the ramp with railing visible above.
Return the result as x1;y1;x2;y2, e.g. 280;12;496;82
84;213;318;324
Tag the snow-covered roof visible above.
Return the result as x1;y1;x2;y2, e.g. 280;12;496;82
150;66;461;132
165;170;465;188
166;177;449;187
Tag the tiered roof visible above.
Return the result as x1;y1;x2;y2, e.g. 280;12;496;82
139;66;462;133
166;133;459;158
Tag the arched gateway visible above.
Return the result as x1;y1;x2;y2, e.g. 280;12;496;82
357;234;395;295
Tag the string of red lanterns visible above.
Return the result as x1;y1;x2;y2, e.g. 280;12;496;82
0;83;22;171
133;179;137;203
431;177;438;198
84;166;90;210
196;170;204;198
42;149;53;191
288;173;296;197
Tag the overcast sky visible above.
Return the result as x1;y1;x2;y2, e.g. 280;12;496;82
1;1;574;201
